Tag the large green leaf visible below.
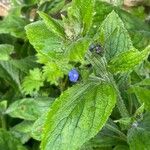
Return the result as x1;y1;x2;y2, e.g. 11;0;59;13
5;97;54;120
41;81;116;150
25;21;63;54
0;129;27;150
108;46;150;73
100;10;133;60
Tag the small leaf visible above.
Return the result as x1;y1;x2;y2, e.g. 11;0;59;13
68;0;95;34
108;46;150;73
133;87;150;111
39;0;65;14
0;100;7;115
134;78;150;86
31;112;47;141
0;129;27;150
0;9;28;38
0;61;21;89
41;81;116;150
100;10;133;60
5;97;54;120
11;121;33;144
114;145;129;150
22;68;44;95
38;11;65;39
104;27;133;60
25;21;63;54
66;38;90;63
43;58;72;85
0;44;14;61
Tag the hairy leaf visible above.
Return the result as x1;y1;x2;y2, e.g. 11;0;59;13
66;38;90;63
100;11;133;60
31;112;47;141
25;21;63;54
108;46;150;73
127;112;150;150
22;68;44;95
6;97;54;120
0;129;27;150
41;81;116;150
0;9;28;38
0;44;14;61
69;0;95;34
11;121;33;144
43;59;72;85
133;87;150;111
38;11;65;38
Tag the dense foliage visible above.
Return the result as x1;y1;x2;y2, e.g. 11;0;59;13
0;0;150;150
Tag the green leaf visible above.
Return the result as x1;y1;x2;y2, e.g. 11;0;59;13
0;44;14;61
104;27;133;60
127;112;150;150
133;87;150;111
134;78;150;86
69;0;95;34
0;101;7;115
0;129;27;150
11;56;38;74
25;21;63;54
0;9;28;38
31;112;47;141
66;38;90;63
82;120;126;149
0;57;37;90
127;127;150;150
5;97;54;120
38;11;65;39
114;145;129;150
41;81;116;150
0;61;21;89
22;68;44;95
39;0;65;14
43;59;72;85
100;10;133;60
108;46;150;73
11;121;33;144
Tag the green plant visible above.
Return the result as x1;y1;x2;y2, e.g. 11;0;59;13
0;0;150;150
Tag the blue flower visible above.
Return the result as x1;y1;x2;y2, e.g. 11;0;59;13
68;69;79;82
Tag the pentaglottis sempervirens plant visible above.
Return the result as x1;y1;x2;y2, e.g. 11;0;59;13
0;0;150;150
